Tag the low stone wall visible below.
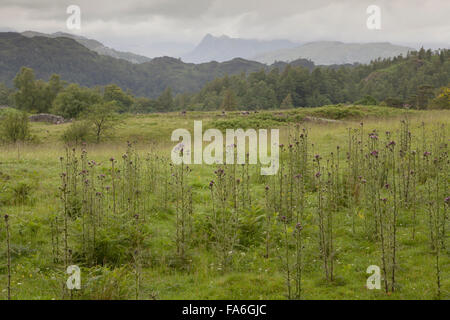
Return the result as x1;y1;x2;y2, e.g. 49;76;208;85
29;113;65;124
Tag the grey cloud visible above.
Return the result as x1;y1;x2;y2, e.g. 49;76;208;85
0;0;448;57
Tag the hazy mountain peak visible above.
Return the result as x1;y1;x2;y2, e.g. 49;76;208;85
253;41;415;65
21;30;151;64
182;34;298;63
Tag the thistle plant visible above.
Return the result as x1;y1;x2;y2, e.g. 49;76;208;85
4;214;11;300
172;148;193;262
209;167;238;272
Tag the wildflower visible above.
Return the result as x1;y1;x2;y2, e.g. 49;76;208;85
265;185;270;191
295;223;303;232
315;172;321;178
209;180;214;188
370;150;379;157
445;197;450;204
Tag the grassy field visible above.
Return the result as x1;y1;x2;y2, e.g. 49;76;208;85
0;105;448;300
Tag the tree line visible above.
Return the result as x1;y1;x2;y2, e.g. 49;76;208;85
0;48;448;118
185;48;449;111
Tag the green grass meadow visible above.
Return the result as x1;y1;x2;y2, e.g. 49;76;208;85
0;105;448;300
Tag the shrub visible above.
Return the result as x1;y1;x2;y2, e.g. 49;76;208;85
11;182;33;205
355;95;378;106
0;110;30;143
61;121;92;145
428;87;450;110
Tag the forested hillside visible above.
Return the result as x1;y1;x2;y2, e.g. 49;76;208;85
0;33;269;98
21;31;153;64
185;48;449;110
0;31;448;114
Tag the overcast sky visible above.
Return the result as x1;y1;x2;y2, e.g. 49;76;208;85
0;0;448;57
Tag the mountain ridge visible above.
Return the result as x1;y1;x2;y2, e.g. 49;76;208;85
182;34;298;63
0;32;276;98
21;30;152;64
253;41;415;65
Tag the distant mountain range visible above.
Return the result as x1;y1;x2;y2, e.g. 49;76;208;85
253;41;415;65
21;31;152;64
183;34;415;65
182;34;298;63
0;32;282;98
0;31;423;99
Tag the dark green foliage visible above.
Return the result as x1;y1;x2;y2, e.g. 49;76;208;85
52;84;102;119
189;49;449;110
356;95;378;106
221;89;237;111
0;82;13;105
156;87;174;112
